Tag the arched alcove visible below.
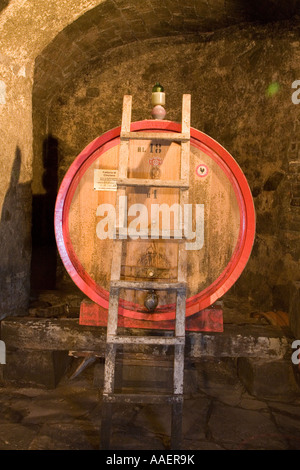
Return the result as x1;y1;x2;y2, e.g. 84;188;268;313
29;0;300;311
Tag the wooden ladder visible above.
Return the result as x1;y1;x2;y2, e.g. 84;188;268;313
100;94;191;450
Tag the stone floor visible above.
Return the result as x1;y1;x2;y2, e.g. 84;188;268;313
1;357;300;451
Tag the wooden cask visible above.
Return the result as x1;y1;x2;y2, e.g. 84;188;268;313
55;120;255;323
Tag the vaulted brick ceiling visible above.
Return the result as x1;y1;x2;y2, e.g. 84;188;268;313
33;0;299;106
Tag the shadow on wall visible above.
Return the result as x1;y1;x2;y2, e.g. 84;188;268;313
0;1;10;14
233;0;300;21
31;135;58;291
0;147;32;318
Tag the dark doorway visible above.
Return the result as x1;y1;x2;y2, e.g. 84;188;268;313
30;135;58;291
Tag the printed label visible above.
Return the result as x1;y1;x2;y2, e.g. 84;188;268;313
149;157;163;166
94;169;118;191
196;164;209;178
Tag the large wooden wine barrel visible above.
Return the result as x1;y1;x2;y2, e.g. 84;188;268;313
55;120;255;322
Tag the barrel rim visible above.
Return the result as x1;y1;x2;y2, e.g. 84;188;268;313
55;120;256;321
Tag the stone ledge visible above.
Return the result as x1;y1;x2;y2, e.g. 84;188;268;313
237;357;300;400
3;350;70;389
0;317;293;359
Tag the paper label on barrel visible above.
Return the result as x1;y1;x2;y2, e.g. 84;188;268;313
94;169;118;191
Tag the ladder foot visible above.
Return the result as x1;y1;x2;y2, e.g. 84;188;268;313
100;402;113;450
171;400;183;450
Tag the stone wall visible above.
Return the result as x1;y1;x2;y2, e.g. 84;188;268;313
0;0;105;317
42;22;300;311
0;0;299;318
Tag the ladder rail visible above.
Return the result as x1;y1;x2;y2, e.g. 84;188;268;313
170;95;191;448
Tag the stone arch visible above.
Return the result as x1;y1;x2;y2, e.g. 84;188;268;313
0;0;106;316
31;0;300;195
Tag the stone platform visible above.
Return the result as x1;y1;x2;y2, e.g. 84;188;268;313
0;313;298;400
0;304;300;450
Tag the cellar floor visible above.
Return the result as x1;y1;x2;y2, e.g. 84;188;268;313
0;290;298;451
1;357;300;451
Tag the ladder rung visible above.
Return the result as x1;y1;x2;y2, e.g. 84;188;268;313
117;178;189;189
107;336;185;346
110;280;187;291
103;393;183;404
115;227;187;241
120;132;190;142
